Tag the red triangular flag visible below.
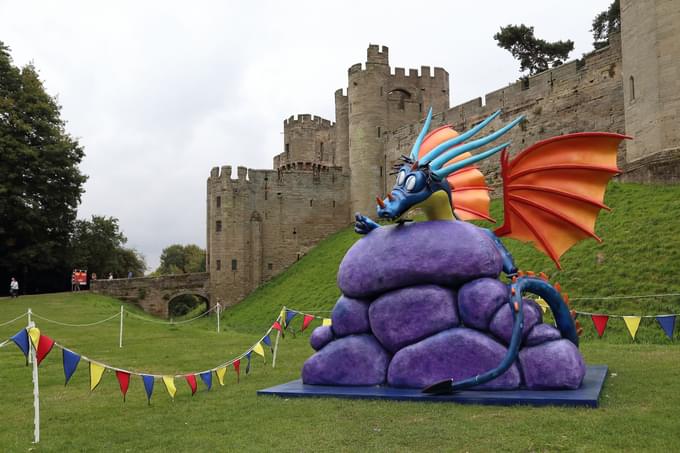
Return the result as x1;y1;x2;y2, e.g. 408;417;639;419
116;371;130;401
185;374;197;396
233;360;240;383
36;335;55;366
591;314;609;338
301;314;315;332
272;321;285;338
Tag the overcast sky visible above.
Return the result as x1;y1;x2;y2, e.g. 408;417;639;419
0;0;613;272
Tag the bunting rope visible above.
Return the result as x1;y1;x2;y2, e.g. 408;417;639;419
124;305;217;325
30;312;120;327
573;310;680;318
571;292;680;301
0;339;10;348
0;312;27;327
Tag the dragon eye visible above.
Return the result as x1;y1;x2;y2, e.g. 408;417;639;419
397;171;406;186
405;175;417;191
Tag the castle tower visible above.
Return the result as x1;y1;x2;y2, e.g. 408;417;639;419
274;114;336;168
621;0;680;176
347;44;450;218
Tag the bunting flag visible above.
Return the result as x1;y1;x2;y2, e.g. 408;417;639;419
656;315;676;340
200;371;212;390
90;362;106;391
142;375;154;404
233;359;241;383
215;367;227;386
36;334;55;366
301;314;314;332
591;315;609;338
162;376;176;399
285;310;297;327
262;334;273;353
185;374;198;396
322;318;332;327
10;328;30;358
245;352;252;374
272;321;284;337
252;342;265;361
27;327;41;349
623;316;642;340
62;349;81;385
535;297;549;313
116;371;130;401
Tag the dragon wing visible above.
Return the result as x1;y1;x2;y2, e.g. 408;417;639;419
494;132;630;269
418;126;494;222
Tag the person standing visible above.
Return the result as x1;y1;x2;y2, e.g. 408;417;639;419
9;277;19;298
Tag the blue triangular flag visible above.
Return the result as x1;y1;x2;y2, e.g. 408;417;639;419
199;371;212;390
245;351;252;374
11;328;29;358
262;334;272;346
285;310;297;327
142;375;154;403
656;315;676;340
62;349;81;385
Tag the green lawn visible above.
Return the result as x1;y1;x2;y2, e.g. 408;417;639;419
1;182;680;451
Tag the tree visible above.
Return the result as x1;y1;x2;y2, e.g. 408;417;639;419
494;25;574;75
70;215;146;278
154;244;206;275
0;41;87;293
592;0;621;50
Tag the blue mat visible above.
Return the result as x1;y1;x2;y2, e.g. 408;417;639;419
258;365;608;408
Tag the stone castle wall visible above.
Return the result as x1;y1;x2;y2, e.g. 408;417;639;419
206;164;349;306
383;34;625;196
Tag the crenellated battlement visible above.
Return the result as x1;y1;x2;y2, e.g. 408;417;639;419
367;44;388;65
284;114;334;129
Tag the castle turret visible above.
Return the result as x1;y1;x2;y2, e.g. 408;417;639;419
274;114;335;168
334;88;350;170
621;0;680;179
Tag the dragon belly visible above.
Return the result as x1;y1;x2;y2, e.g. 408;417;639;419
302;221;586;390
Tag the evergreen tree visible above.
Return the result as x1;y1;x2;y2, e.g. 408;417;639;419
494;25;574;75
0;41;87;293
592;0;621;50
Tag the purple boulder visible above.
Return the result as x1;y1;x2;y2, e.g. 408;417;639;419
337;221;502;298
458;278;509;330
387;328;521;389
302;334;390;386
331;296;370;337
309;325;334;351
525;323;563;346
489;299;542;345
369;285;458;353
519;339;585;389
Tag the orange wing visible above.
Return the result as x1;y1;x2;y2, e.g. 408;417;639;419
418;126;494;222
494;132;630;269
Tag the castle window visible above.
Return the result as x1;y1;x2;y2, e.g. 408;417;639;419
629;76;635;102
377;126;381;138
388;88;411;110
293;228;297;236
380;86;383;96
419;103;422;112
285;143;290;157
310;199;313;207
521;77;530;91
380;166;383;177
332;200;336;208
215;220;222;232
268;263;273;270
216;259;221;270
231;259;237;271
216;196;221;208
320;142;324;161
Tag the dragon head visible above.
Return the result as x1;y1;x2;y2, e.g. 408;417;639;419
376;108;524;221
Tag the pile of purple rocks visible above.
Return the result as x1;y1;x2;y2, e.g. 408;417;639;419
302;221;585;390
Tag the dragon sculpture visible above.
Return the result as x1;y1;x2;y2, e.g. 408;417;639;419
354;108;629;394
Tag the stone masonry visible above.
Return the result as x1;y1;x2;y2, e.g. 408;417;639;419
208;0;680;309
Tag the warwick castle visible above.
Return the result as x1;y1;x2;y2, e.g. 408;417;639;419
206;0;679;308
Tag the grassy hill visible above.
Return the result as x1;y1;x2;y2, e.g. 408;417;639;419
223;182;680;342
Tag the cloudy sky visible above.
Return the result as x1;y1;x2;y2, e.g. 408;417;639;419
0;0;613;271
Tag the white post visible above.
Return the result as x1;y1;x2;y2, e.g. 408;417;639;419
27;308;33;364
28;320;40;444
119;305;124;348
216;303;221;334
272;330;282;368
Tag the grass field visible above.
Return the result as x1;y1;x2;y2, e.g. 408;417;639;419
1;182;680;451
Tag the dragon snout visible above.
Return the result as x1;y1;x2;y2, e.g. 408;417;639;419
376;192;404;220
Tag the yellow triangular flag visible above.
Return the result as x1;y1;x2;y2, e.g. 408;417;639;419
89;362;106;391
252;342;265;358
535;298;548;314
215;367;227;386
322;318;332;327
623;316;641;340
162;376;176;398
280;308;287;328
28;327;41;348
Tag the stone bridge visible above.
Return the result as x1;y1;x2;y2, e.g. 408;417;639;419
91;273;211;318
